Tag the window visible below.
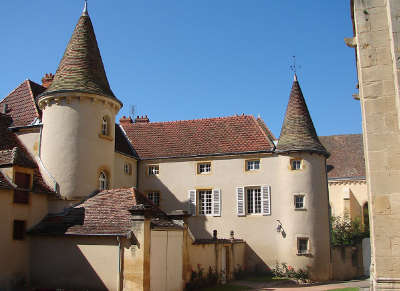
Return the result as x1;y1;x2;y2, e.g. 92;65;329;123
237;186;271;216
147;191;160;206
297;238;309;255
99;171;108;190
188;189;221;217
13;172;31;204
246;160;260;171
247;188;262;214
101;116;108;136
148;165;159;175
199;190;213;215
294;194;305;209
291;159;302;170
13;220;26;240
124;163;132;175
197;162;211;174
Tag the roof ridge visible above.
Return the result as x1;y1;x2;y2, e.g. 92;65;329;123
25;80;41;119
127;114;253;126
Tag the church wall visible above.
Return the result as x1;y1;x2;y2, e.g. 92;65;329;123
0;187;48;291
138;152;330;281
40;94;119;200
328;181;367;219
352;0;400;288
113;152;137;189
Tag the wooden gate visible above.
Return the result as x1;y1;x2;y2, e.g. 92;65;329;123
150;230;183;291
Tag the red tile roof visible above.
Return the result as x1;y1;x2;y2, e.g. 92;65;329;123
320;134;365;179
0;172;13;189
0;80;45;127
29;188;179;235
121;115;275;159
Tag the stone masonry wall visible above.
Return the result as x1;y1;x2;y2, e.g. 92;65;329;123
352;0;400;289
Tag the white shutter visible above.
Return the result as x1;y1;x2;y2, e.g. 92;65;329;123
261;185;271;215
188;190;197;216
236;187;245;216
212;189;221;217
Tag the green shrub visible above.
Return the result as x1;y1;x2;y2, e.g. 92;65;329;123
331;216;369;246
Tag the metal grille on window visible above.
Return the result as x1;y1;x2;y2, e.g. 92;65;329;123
247;188;261;214
148;192;160;206
99;171;107;190
298;238;309;254
199;190;212;215
291;160;301;170
149;165;159;175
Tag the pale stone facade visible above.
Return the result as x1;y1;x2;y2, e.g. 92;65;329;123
350;0;400;289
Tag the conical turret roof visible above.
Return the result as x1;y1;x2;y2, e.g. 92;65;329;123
276;75;328;157
39;5;121;105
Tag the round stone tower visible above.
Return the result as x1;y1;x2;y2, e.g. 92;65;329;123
37;3;122;201
275;74;331;281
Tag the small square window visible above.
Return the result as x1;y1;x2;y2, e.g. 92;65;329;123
294;195;305;209
291;159;302;170
148;165;159;175
198;163;211;174
147;192;160;206
297;238;309;255
13;220;26;240
246;160;260;171
124;163;132;175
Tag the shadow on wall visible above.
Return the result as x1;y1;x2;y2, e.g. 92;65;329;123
143;175;271;272
30;235;114;290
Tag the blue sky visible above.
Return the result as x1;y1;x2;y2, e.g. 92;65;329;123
0;1;359;137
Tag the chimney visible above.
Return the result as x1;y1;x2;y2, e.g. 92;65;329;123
41;73;54;88
119;116;133;124
135;115;150;123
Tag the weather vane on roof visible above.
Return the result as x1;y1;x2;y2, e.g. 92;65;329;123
290;56;301;81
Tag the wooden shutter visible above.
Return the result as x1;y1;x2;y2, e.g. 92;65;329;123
236;187;245;216
212;189;221;217
188;190;197;216
261;185;271;215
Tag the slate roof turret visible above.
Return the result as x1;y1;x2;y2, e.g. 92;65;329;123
276;75;328;157
38;3;121;106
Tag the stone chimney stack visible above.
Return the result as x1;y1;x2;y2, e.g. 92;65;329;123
119;116;133;124
41;73;54;88
135;115;150;123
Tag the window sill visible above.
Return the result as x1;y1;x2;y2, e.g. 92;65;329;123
296;252;311;256
294;208;307;211
98;134;113;141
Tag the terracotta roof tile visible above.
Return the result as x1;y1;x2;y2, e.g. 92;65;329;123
277;78;328;157
29;188;179;235
39;13;121;105
121;115;274;159
320;134;365;179
0;80;44;127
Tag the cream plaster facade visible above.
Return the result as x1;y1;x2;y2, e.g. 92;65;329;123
0;181;48;289
350;0;400;289
138;152;331;281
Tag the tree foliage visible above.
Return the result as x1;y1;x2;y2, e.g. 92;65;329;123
330;216;369;246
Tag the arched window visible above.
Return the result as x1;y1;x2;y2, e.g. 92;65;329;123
99;171;108;190
363;202;369;232
101;116;108;136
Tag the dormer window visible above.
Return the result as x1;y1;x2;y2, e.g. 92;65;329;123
99;171;108;190
101;116;108;136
